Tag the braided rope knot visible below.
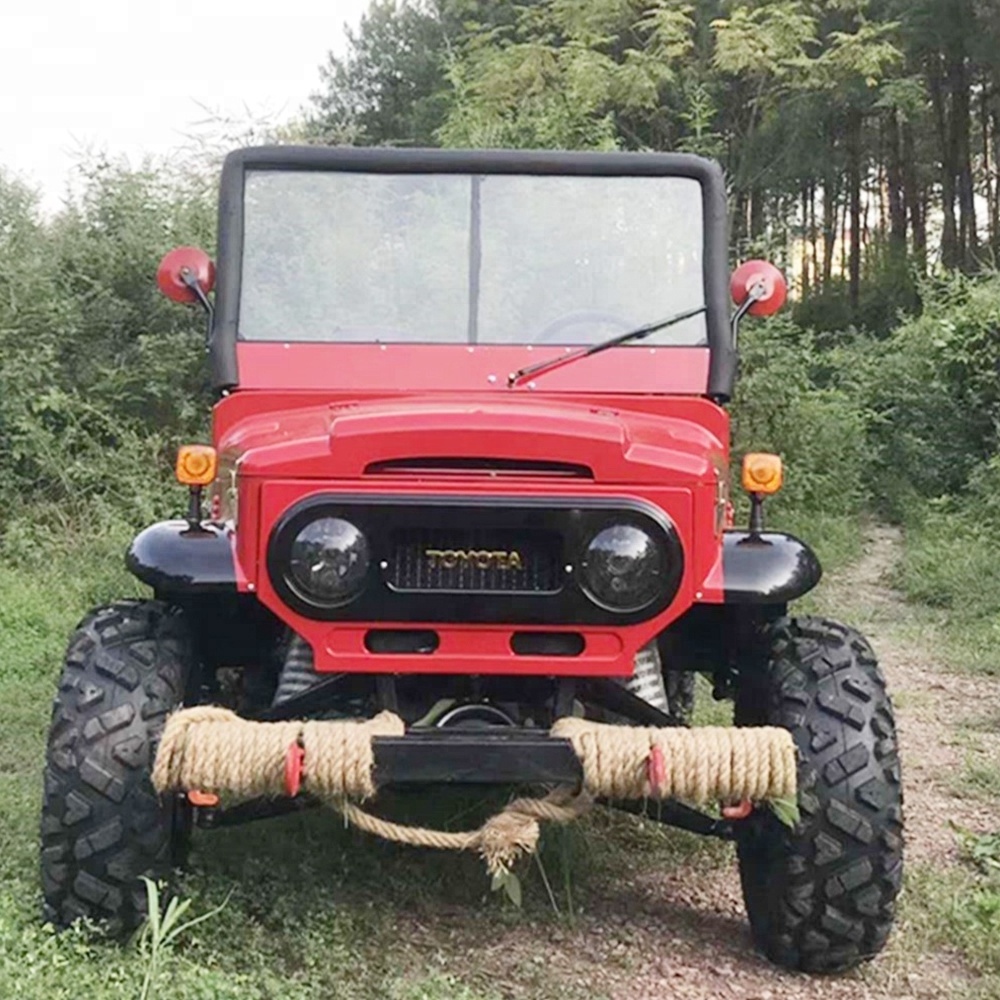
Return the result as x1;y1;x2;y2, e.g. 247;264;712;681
335;788;592;876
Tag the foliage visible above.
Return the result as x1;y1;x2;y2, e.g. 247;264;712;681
137;880;230;1000
955;827;1000;875
863;273;1000;517
731;315;869;518
307;1;455;146
309;0;1000;327
0;161;214;538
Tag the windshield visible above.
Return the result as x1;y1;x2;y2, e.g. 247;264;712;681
239;170;707;347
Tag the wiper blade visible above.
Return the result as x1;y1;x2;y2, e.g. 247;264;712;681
507;305;707;387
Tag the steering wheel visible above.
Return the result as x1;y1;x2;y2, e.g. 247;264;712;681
532;310;635;344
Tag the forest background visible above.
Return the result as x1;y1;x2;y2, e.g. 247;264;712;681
3;0;999;655
1;1;1000;992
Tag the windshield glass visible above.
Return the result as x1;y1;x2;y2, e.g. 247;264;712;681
240;170;707;346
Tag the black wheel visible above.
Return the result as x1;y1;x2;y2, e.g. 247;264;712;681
734;616;903;973
41;600;193;934
665;671;696;725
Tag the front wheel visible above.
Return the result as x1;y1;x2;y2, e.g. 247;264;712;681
41;600;192;934
734;616;903;973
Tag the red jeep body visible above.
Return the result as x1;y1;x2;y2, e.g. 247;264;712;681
45;149;904;977
129;147;817;688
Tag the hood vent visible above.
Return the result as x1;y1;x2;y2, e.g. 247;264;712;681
364;457;593;479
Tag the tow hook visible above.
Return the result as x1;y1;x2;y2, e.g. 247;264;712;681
721;800;753;820
187;789;220;829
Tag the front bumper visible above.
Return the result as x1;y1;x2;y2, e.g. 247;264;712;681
372;728;582;785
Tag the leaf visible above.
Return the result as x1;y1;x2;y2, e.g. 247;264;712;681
502;871;523;908
140;877;161;947
769;796;801;829
490;868;523;907
161;893;232;948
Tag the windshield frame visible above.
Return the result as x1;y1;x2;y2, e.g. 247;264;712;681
211;146;734;399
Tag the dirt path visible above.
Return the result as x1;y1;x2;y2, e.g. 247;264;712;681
820;526;998;873
424;525;1000;1000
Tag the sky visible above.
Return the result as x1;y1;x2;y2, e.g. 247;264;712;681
1;0;370;211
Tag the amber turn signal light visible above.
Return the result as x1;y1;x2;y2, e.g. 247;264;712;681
176;445;218;487
742;453;783;495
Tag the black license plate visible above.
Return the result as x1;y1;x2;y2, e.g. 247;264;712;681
388;528;562;594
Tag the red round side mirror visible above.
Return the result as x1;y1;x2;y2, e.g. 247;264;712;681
157;246;216;304
730;260;787;317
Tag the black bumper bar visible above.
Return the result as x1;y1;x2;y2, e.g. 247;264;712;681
372;729;583;785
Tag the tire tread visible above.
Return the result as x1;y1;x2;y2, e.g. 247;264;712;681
736;615;904;973
40;600;190;934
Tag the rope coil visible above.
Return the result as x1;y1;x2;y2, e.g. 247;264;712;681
551;717;797;802
152;707;796;875
152;707;404;801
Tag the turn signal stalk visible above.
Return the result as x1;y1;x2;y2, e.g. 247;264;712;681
742;453;783;534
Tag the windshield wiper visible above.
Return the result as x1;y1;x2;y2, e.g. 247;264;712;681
506;305;707;387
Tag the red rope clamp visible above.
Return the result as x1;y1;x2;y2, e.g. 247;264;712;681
285;741;305;797
646;744;667;796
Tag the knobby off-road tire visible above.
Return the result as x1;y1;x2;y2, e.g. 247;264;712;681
41;600;192;934
735;616;903;973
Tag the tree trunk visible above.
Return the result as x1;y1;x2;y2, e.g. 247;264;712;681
750;185;765;241
929;58;959;269
733;187;749;252
810;181;820;290
846;107;863;313
993;107;1000;262
801;182;811;297
952;56;978;269
840;192;848;280
821;116;841;287
902;122;927;274
982;85;995;266
885;111;908;261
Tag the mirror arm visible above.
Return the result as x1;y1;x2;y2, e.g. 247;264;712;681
179;266;215;347
729;281;767;348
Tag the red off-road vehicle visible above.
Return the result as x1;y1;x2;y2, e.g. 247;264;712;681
41;147;902;972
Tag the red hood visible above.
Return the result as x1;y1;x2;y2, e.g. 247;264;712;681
218;397;726;485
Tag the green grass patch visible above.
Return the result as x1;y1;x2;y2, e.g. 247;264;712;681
962;761;1000;800
902;863;1000;981
896;512;1000;674
775;510;864;575
0;533;739;1000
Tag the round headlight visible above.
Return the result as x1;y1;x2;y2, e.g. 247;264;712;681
580;523;667;612
288;517;370;606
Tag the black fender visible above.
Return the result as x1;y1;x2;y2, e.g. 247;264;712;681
126;520;237;595
722;530;822;604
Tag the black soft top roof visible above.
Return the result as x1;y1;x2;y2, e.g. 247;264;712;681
225;144;724;179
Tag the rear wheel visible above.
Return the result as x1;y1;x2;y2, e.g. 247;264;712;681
734;616;903;973
41;600;192;934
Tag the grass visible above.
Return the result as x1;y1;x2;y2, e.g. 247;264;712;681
776;509;865;575
1;509;994;997
890;509;1000;994
0;529;735;1000
895;511;1000;674
901;864;1000;983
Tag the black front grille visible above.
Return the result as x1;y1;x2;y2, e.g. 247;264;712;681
388;528;562;594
